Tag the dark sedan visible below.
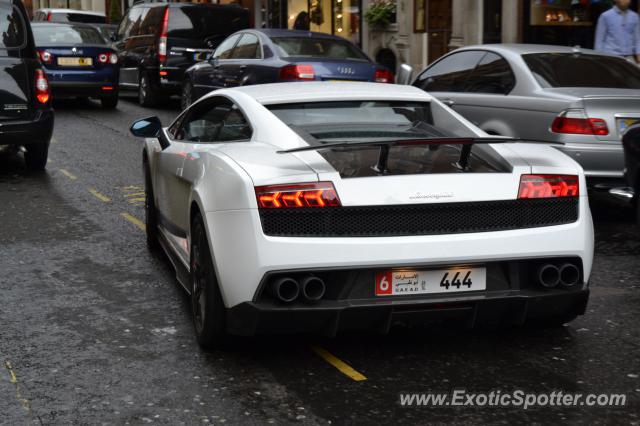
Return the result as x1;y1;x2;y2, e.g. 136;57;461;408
32;23;119;108
181;29;394;109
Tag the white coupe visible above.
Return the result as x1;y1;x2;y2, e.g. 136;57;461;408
130;82;594;348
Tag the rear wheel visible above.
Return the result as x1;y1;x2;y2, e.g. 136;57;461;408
138;73;158;107
144;158;159;250
101;94;119;109
190;213;228;349
181;79;193;110
24;143;49;172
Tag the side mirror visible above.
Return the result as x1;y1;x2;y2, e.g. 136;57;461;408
130;116;162;138
397;64;414;85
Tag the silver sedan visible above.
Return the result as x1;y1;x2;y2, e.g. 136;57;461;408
411;44;640;183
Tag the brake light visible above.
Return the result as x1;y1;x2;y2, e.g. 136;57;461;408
97;52;118;64
158;6;169;64
35;69;50;104
518;174;579;199
46;11;52;21
551;109;609;136
374;68;394;83
255;182;341;208
279;64;315;81
37;50;53;64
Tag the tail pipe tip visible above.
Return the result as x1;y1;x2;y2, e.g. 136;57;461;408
271;277;300;303
301;276;326;302
538;264;560;288
559;263;580;288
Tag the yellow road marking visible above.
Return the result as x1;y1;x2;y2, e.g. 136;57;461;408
311;346;367;382
88;188;111;203
127;197;146;204
59;169;77;180
50;137;57;145
124;191;146;198
121;212;146;231
4;361;30;412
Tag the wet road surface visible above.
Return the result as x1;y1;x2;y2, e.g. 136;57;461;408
1;97;639;425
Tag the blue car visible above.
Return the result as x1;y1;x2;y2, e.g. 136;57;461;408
181;29;394;109
32;23;119;109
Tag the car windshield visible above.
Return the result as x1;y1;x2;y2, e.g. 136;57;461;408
33;25;106;45
271;37;368;61
523;53;640;89
267;101;503;176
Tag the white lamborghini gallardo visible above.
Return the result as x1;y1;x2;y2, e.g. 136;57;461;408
130;82;594;348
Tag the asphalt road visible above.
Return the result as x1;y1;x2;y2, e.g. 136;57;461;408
1;96;639;425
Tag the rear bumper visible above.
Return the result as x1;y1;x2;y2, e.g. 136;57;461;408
50;81;118;98
0;109;54;147
226;289;590;335
555;142;624;179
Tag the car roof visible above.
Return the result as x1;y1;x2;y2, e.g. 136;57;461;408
253;28;347;40
35;8;105;16
458;43;614;57
220;82;433;104
31;22;100;29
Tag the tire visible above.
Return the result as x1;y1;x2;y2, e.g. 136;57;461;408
138;73;158;107
181;79;193;111
24;143;49;172
144;158;160;250
190;213;228;349
101;95;118;109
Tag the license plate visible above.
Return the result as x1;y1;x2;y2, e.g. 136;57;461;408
375;266;486;296
617;118;640;135
57;57;93;66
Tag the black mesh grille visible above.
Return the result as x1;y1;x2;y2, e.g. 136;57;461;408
259;198;579;237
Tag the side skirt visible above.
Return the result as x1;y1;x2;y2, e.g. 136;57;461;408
157;226;191;295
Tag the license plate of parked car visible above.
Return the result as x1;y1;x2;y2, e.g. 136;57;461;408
617;118;640;136
57;57;93;66
375;267;487;296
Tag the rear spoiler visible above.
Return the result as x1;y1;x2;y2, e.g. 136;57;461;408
277;137;562;174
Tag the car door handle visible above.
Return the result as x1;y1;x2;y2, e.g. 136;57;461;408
441;99;455;107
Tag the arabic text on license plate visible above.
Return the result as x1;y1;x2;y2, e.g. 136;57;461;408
618;118;640;135
375;267;486;296
57;57;93;66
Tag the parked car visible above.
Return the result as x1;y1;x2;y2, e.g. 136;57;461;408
181;29;395;110
113;2;249;107
90;23;118;43
609;124;640;227
412;44;640;186
129;82;593;348
32;8;106;24
32;23;119;108
0;0;53;170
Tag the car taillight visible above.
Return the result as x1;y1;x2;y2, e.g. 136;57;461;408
518;174;579;199
35;69;50;104
46;11;52;21
37;50;53;64
98;52;118;64
551;109;609;136
374;68;394;83
279;64;315;81
158;6;169;64
255;182;341;209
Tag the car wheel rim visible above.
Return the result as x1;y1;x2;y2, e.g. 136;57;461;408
191;237;206;333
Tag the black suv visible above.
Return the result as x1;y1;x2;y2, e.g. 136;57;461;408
114;2;249;107
0;0;53;171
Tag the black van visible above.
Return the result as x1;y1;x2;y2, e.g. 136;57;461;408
114;2;249;107
0;0;54;171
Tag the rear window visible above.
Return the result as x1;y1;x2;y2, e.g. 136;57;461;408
0;4;26;49
271;37;368;61
167;6;249;46
33;25;106;45
51;13;106;24
523;53;640;89
267;101;503;176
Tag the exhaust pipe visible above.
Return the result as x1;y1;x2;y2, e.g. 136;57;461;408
301;276;326;302
271;277;299;303
559;263;580;288
537;264;560;288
